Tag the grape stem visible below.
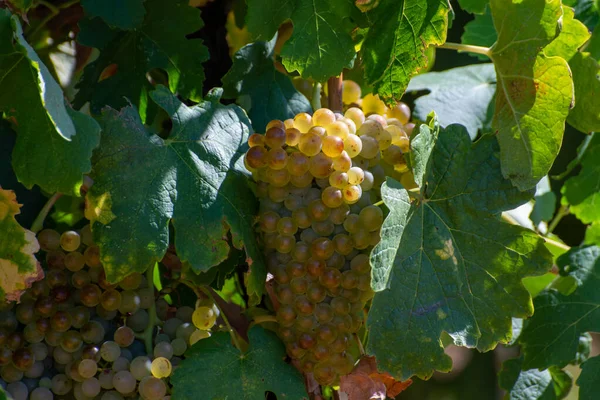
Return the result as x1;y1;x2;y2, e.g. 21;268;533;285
327;74;343;112
438;42;491;57
547;205;570;234
139;263;159;355
30;192;63;233
354;333;366;355
373;200;384;207
198;286;245;353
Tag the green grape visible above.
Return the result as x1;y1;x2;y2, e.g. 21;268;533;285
245;146;268;169
330;297;351;315
81;377;101;397
118;290;141;314
289;171;313;188
331;315;353;334
306;259;326;277
30;387;53;400
113;357;131;372
341;270;359;289
51;374;72;395
119;273;142;290
284;118;295;129
285;128;302;146
6;381;28;400
313;108;336;127
359;135;379;159
329;204;350;225
51;311;72;333
344;107;365;128
24;360;43;379
319;268;342;288
367;113;387;127
101;390;124;400
1;364;22;383
130;356;151;381
112;370;136;394
310;343;330;362
332;151;352;172
286;152;310;176
79;284;101;308
316;324;336;344
100;289;122;312
313;362;336;386
321;186;343;208
192;306;217;330
289;277;309;294
298;132;322;156
342;80;361;104
267;184;289;202
284;195;303;211
311;220;335;236
347;167;365;185
38;229;61;251
388;101;411;124
326;121;350;141
30;343;48;361
60;231;81;252
162;318;183;339
267;119;285;131
265;126;286;148
293;296;314;316
314;303;334;324
343;185;362;204
267;147;288;170
292;241;310;262
127;309;149;332
5;332;22;351
139;376;167;400
114;327;135;347
286;261;306;279
385;125;406;147
277;217;298;235
307;199;331;222
259;211;279;233
45;269;68;288
306;285;327;303
100;341;121;362
343;134;362;158
64;251;85;272
309;153;333;179
150;357;172;379
294;315;316;333
248;133;265;147
311;238;335;260
11;347;34;371
360;170;374;191
99;370;115;389
266;168;291;187
153;341;174;360
321;135;344;158
71;271;91;289
171;338;187;356
404;122;415;136
275;235;295;253
329;170;349;189
79;321;104;346
351;230;370;250
291;208;311;229
293;112;312;133
382;145;406;165
333;234;354;255
303;188;322;204
357;118;383;137
338;117;357;135
78;359;97;379
44;330;64;347
15;302;34;325
359;205;384;232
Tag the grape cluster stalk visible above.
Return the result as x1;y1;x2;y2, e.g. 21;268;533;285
0;227;218;400
244;86;414;385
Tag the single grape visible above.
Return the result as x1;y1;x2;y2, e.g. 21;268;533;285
171;338;187;357
51;310;73;333
189;329;211;346
265;127;286;148
126;309;149;332
60;231;81;252
64;251;85;272
81;321;105;344
100;341;121;362
344;107;365;128
118;290;141;314
326;121;350;140
150;357;172;378
359;135;379;159
267;147;288;170
343;134;362;158
307;199;331;222
11;347;34;371
6;381;28;400
293;113;312;133
112;370;136;394
129;356;151;381
192;307;217;331
30;387;53;400
114;327;135;347
119;273;142;290
388;101;411;124
248;133;265;147
153;341;174;359
38;229;61;251
79;284;101;308
51;374;72;395
347;167;365;185
60;331;83;353
313;108;336;127
139;376;167;400
357;119;383;137
329;170;349;189
309;153;333;179
298;133;322;157
321;135;344;158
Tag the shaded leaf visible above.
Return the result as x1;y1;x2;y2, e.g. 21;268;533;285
561;132;600;224
519;245;600;369
222;35;311;133
367;122;550;379
171;326;308;399
75;0;209;122
0;189;44;303
0;11;100;195
86;86;265;306
361;0;450;104
461;7;496;60
584;223;600;245
577;356;600;400
51;195;85;227
406;64;496;139
457;0;488;14
499;357;572;400
80;0;146;29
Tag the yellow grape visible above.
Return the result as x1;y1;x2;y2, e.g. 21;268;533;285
285;128;302;146
192;306;217;330
329;170;349;189
343;185;362;204
326;121;350;140
322;136;344;158
248;133;265;147
294;113;313;133
387;102;411;124
344;107;365;128
332;151;352;172
313;108;336;127
284;119;295;129
321;186;344;208
298;133;322;156
150;357;172;378
342;80;361;104
343;134;362;158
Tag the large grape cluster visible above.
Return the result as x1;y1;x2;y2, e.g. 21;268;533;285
244;95;413;385
0;227;217;400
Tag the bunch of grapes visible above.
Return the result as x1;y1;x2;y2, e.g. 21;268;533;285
244;96;414;384
0;226;218;400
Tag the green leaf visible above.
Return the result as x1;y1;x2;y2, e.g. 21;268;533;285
74;0;209;121
246;0;356;82
172;326;308;400
406;64;496;139
584;222;600;245
0;189;43;303
0;11;101;196
489;0;573;190
522;273;556;298
461;7;496;60
578;356;600;400
519;245;600;369
561;132;600;224
570;0;599;31
367;122;551;380
51;195;85;227
86;86;265;302
222;36;311;133
457;0;488;14
361;0;450;105
530;192;557;225
588;25;600;60
81;0;146;30
499;357;572;400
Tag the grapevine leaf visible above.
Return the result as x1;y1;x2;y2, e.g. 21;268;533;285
222;35;311;133
246;0;356;82
584;223;600;245
561;132;600;224
367;122;551;380
361;0;450;105
406;64;496;139
457;0;488;14
80;0;145;30
0;387;6;400
519;246;600;369
74;0;209;121
578;356;600;400
569;0;599;30
0;11;101;196
589;26;600;60
530;193;557;225
51;195;85;227
499;357;572;400
0;189;44;303
87;86;265;303
489;0;573;190
171;326;308;400
461;7;496;60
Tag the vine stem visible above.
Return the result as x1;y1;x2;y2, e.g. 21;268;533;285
547;205;570;234
30;192;62;233
438;42;492;57
327;74;343;112
138;264;158;355
199;286;245;352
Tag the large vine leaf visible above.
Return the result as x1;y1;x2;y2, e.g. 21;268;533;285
222;35;311;133
80;0;146;30
519;246;600;369
489;0;573;190
245;0;356;82
499;357;572;400
561;132;600;224
171;326;308;399
0;189;43;303
0;11;100;196
74;0;208;122
86;86;265;304
367;121;551;380
361;0;450;105
406;64;496;139
578;356;600;400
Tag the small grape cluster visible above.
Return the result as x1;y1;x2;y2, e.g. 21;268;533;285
244;100;413;385
0;227;218;400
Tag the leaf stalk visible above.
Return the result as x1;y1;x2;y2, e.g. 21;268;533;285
438;42;491;58
30;192;63;233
